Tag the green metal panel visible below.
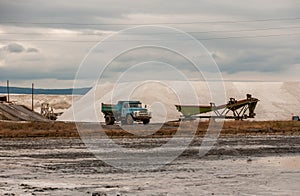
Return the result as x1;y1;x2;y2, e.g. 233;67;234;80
175;105;212;116
101;103;117;112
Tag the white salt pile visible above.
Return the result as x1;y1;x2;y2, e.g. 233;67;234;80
58;81;300;122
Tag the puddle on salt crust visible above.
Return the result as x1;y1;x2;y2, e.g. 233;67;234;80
255;155;300;170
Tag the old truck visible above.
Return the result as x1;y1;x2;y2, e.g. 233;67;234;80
101;101;151;125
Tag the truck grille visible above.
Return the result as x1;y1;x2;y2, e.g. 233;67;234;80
138;112;148;116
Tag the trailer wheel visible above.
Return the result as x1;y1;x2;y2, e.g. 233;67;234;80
126;114;133;125
105;115;115;125
143;119;150;124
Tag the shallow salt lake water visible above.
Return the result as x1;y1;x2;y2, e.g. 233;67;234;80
0;137;299;195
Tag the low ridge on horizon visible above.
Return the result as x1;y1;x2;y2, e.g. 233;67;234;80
0;86;91;95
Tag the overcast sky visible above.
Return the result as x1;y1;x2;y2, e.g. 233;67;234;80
0;0;299;88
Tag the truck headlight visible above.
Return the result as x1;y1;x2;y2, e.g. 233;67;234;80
133;111;139;117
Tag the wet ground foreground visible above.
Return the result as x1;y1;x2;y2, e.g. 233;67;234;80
0;121;300;195
0;133;299;195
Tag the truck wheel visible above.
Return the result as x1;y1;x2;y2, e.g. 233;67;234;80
105;115;115;125
143;119;150;124
126;114;133;125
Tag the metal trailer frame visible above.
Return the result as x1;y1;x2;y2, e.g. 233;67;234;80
175;94;259;120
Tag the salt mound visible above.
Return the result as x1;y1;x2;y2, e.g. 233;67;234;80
59;81;210;123
0;94;77;114
58;81;300;122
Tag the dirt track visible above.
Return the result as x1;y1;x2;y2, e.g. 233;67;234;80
0;121;300;195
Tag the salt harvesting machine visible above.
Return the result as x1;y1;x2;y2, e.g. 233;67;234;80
175;94;259;120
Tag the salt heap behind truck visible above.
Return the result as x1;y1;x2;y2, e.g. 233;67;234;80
59;81;300;122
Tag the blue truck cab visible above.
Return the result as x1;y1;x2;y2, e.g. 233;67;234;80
101;101;151;125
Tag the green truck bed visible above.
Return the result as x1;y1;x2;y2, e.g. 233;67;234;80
101;103;118;114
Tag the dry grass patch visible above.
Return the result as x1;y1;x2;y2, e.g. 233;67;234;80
0;120;299;138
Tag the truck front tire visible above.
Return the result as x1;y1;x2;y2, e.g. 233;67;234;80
143;119;150;124
105;115;115;125
126;114;134;125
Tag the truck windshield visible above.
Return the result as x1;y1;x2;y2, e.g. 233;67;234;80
129;103;142;108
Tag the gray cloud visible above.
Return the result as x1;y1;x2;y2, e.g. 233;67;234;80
0;0;298;31
26;47;39;53
0;43;39;54
0;65;76;80
3;43;25;53
0;0;299;86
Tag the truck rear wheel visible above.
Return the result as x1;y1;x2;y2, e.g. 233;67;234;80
105;115;115;125
126;114;133;125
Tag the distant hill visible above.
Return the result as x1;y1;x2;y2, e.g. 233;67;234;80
0;86;91;95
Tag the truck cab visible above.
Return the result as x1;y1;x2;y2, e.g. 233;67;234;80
101;101;151;125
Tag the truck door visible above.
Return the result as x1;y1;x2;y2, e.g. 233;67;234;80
121;102;129;117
